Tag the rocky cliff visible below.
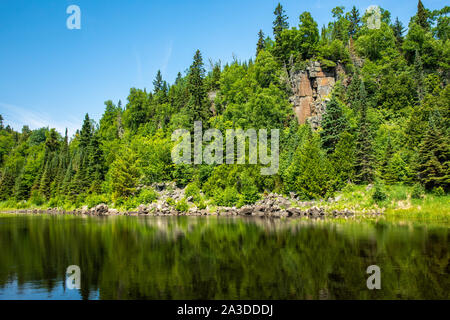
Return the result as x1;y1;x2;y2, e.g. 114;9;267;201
288;61;342;128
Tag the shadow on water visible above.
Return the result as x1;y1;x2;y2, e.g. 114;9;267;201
0;214;448;300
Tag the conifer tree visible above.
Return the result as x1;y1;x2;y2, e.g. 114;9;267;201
417;0;429;30
153;70;164;94
416;114;450;191
187;50;208;123
320;95;349;154
273;3;289;41
256;30;266;56
392;17;405;47
354;81;375;184
348;6;361;37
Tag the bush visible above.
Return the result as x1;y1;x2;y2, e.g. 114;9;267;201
166;197;175;206
237;185;260;208
175;198;189;212
138;188;158;204
185;182;201;202
85;194;109;208
372;183;388;203
411;183;425;199
432;186;445;197
214;186;239;207
30;190;45;206
195;198;207;210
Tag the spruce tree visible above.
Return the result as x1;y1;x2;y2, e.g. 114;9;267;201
273;3;289;41
187;50;208;123
80;114;92;149
354;81;375;184
320;95;349;154
153;70;164;94
416;115;450;191
348;6;361;37
256;30;266;56
392;17;405;47
417;0;429;30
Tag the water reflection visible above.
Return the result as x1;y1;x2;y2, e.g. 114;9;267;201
0;215;448;300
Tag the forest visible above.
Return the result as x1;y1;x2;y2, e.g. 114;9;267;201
0;1;448;212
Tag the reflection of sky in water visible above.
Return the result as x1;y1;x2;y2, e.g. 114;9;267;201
0;279;98;300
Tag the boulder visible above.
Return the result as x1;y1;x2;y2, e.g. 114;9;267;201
94;203;109;216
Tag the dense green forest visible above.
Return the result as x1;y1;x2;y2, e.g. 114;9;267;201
0;1;449;210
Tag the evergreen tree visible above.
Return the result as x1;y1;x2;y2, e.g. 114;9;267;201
0;114;3;130
354;81;375;184
348;6;361;37
80;114;93;149
256;30;266;56
392;17;405;47
273;3;289;41
320;96;349;154
187;50;208;123
417;0;429;30
285;131;333;199
153;70;164;94
416;115;450;191
331;131;355;187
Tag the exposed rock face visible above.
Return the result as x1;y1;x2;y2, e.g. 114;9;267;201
289;61;337;128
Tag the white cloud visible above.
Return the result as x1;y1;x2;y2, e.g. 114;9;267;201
0;102;81;137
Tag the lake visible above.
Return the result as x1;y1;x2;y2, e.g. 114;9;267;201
0;214;448;300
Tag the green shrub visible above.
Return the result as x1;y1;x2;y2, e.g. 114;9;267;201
30;190;45;206
411;183;425;199
195;198;207;210
138;188;158;204
432;186;445;197
175;198;189;212
85;194;109;208
166;197;175;206
372;183;388;203
214;186;239;207
185;182;201;202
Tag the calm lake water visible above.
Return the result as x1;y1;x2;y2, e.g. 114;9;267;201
0;214;448;300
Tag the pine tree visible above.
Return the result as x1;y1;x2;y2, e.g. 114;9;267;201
416;115;450;191
348;6;361;37
417;0;429;30
256;30;266;56
0;114;3;130
354;81;375;184
273;3;289;41
320;95;349;154
187;50;208;123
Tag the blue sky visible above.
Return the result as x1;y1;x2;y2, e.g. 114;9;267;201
0;0;446;135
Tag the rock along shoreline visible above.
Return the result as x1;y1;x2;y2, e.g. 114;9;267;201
2;191;383;220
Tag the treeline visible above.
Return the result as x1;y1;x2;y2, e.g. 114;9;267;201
0;1;448;209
